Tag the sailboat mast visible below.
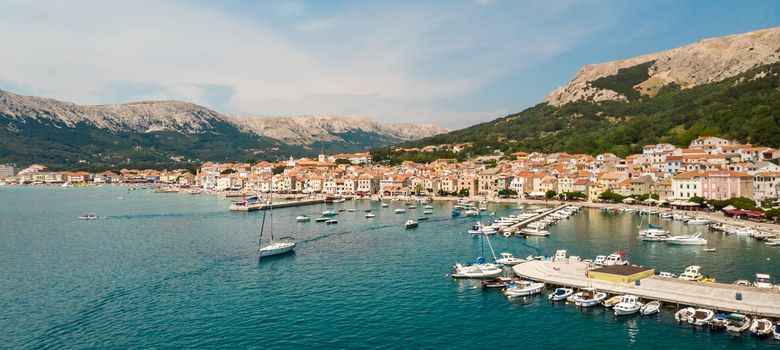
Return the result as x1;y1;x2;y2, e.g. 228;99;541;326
258;202;267;246
269;178;274;242
484;232;498;261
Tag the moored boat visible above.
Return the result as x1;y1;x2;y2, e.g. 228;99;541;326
78;213;99;220
495;252;524;265
678;266;704;281
572;288;607;307
725;313;751;333
751;318;773;336
405;219;419;229
296;215;310;222
613;295;643;316
674;307;695;323
708;314;729;330
504;280;545;298
365;213;376;218
482;277;514;288
640;300;661;315
325;219;339;225
451;261;503;279
688;309;715;326
548;287;574;301
602;295;623;308
666;232;707;245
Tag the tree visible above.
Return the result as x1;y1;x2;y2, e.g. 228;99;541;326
765;208;780;222
272;165;286;175
689;196;705;205
414;183;424;196
220;168;236;175
458;188;470;197
437;189;451;197
498;189;518;198
545;190;557;199
598;190;626;203
334;158;353;165
560;191;586;200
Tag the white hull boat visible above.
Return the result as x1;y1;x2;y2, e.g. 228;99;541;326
688;309;715;326
674;307;695;323
296;215;310;222
495;252;525;266
548;288;574;301
451;263;502;279
640;301;660;315
504;280;545;298
365;213;376;218
666;233;707;245
751;318;773;336
259;240;296;257
725;314;751;333
613;295;642;316
573;290;608;307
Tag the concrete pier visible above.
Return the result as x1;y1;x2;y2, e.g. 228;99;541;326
229;198;325;211
513;260;780;317
504;204;569;234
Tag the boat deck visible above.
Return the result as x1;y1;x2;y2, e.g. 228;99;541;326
512;260;780;317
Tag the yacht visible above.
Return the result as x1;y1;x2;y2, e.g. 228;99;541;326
613;295;643;316
258;193;296;258
405;219;419;229
495;252;525;266
451;262;503;279
548;287;574;301
678;266;704;281
296;215;311;222
666;232;707;245
504;280;545;298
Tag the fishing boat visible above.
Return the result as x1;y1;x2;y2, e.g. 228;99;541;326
548;287;574;301
725;313;751;333
640;301;661;315
405;219;419;229
572;288;608;307
296;215;310;222
674;307;695;323
708;314;729;330
666;232;707;245
322;210;338;217
495;252;524;266
750;318;773;336
78;213;99;220
325;219;339;225
613;295;643;316
394;208;406;214
365;213;376;218
688;309;715;326
678;266;704;281
258;192;296;258
504;280;545;298
602;295;623;308
482;277;514;288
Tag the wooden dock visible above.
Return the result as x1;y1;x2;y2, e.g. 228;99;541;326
512;260;780;317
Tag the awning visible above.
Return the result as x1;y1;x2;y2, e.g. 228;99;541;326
528;191;546;197
724;209;764;217
622;198;636;203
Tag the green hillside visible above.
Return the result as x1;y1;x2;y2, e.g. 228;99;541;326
377;61;780;162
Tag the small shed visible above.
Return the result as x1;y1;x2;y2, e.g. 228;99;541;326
587;265;655;284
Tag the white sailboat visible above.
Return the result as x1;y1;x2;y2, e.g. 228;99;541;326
258;186;295;258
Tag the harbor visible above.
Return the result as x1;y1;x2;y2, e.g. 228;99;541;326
513;259;780;317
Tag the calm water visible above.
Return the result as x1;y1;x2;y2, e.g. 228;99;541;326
1;187;778;349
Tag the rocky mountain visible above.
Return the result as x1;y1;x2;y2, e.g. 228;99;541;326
380;26;780;162
0;89;446;168
545;26;780;106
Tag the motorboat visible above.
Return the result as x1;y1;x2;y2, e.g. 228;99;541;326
451;210;461;217
464;209;480;217
602;253;629;266
593;255;606;267
678;266;703;281
688;309;715;326
417;216;429;221
725;313;751;333
365;213;376;218
468;223;494;235
658;272;678;278
405;219;419;229
394;208;406;214
504;280;545;298
765;239;780;246
78;213;99;220
424;205;434;209
451;262;503;279
640;301;660;315
296;215;310;222
314;217;330;222
638;225;669;241
520;227;550;236
686;218;710;225
613;295;643;316
733;279;751;287
548;287;574;301
348;208;356;212
381;203;389;207
751;318;773;337
708;314;729;331
482;277;514;288
495;252;525;266
325;219;339;225
602;295;623;308
408;205;417;209
322;210;338;217
666;232;707;245
423;210;433;215
674;307;695;323
753;273;774;288
572;288;607;307
774;322;780;340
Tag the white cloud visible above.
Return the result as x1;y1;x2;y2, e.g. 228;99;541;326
0;0;610;127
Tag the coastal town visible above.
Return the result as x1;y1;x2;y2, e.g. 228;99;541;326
2;136;778;210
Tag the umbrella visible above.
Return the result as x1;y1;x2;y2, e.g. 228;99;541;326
622;197;636;203
723;205;736;211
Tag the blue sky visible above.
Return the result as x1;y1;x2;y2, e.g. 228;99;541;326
0;0;778;128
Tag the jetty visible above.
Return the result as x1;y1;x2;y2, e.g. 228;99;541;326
513;260;780;318
229;198;325;212
504;204;569;234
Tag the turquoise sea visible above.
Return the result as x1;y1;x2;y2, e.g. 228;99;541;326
1;187;779;349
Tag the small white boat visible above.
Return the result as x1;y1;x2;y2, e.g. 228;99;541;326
394;208;406;214
348;208;356;212
423;210;433;215
520;227;550;236
751;318;773;337
765;239;780;246
322;210;338;217
495;252;525;266
296;215;310;222
658;272;678;278
666;232;707;245
688;309;715;326
725;313;751;333
602;253;629;266
424;205;434;209
78;213;99;220
674;307;695;323
572;288;607;307
548;287;574;301
504;280;545;298
686;218;710;225
365;213;376;218
381;203;389;207
405;219;419;229
593;255;606;267
640;300;660;315
482;277;514;288
753;273;774;289
678;266;703;281
638;226;669;241
613;295;643;316
602;295;623;308
451;262;503;279
773;322;780;340
325;219;339;225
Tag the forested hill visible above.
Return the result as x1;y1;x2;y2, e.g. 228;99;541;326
384;60;780;160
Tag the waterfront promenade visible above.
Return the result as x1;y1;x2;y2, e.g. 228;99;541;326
513;260;780;318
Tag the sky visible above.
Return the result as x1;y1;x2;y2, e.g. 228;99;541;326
0;0;778;128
